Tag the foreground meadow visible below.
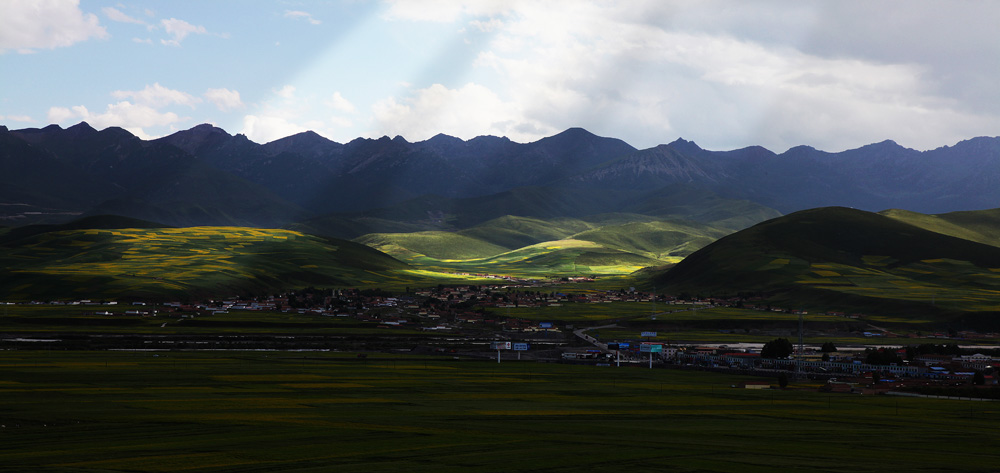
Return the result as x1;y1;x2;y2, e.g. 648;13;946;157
2;351;998;472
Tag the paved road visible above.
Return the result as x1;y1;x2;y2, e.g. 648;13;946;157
573;324;618;351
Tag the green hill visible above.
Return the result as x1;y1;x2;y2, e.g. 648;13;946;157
0;225;408;301
354;231;510;260
881;207;1000;248
354;214;732;277
647;207;1000;328
570;220;729;260
472;239;662;275
457;215;596;249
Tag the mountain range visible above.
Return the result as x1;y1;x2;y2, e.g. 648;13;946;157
3;122;999;235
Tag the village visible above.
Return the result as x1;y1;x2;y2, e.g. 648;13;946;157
6;282;1000;397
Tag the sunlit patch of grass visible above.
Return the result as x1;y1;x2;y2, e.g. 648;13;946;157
796;278;835;284
279;383;373;389
862;255;893;266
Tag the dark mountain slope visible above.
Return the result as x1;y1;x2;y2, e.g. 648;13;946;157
0;125;114;214
5;123;305;227
7;121;1000;231
157;125;337;206
567;144;727;190
0;215;169;245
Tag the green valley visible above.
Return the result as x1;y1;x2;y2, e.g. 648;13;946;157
356;214;731;279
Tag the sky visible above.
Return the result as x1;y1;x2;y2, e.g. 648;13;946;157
2;0;999;153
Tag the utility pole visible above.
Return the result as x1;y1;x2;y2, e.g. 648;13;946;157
797;312;804;379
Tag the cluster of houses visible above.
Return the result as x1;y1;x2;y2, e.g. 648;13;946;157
681;345;999;383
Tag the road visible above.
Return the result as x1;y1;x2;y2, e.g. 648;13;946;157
573;324;618;351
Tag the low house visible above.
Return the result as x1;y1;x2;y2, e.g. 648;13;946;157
738;381;771;389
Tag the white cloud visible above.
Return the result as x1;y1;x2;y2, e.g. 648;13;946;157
373;82;549;142
284;10;321;25
160;18;206;46
111;83;200;108
241;114;312;144
47;105;85;124
327;92;356;114
328;116;353;128
132;37;152;44
0;114;34;123
382;0;512;23
469;18;503;33
0;0;107;54
240;87;356;143
275;85;296;99
373;0;1000;151
47;102;181;139
102;6;146;26
204;88;244;112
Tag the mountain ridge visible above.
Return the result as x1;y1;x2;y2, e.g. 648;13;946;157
3;121;1000;231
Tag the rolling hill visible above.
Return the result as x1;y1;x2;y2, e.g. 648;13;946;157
0;221;410;301
881;207;1000;248
355;214;736;278
646;207;1000;329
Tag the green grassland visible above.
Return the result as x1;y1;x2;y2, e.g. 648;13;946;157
457;215;598;249
0;215;725;301
649;207;1000;329
386;239;664;279
355;231;510;260
589;306;910;345
481;303;970;345
485;301;682;323
2;351;999;472
571;220;728;260
0;226;503;301
0;304;435;337
357;215;731;279
882;207;1000;248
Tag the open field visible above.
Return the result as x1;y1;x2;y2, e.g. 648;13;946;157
0;305;434;337
485;301;687;324
4;304;993;348
2;351;999;472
